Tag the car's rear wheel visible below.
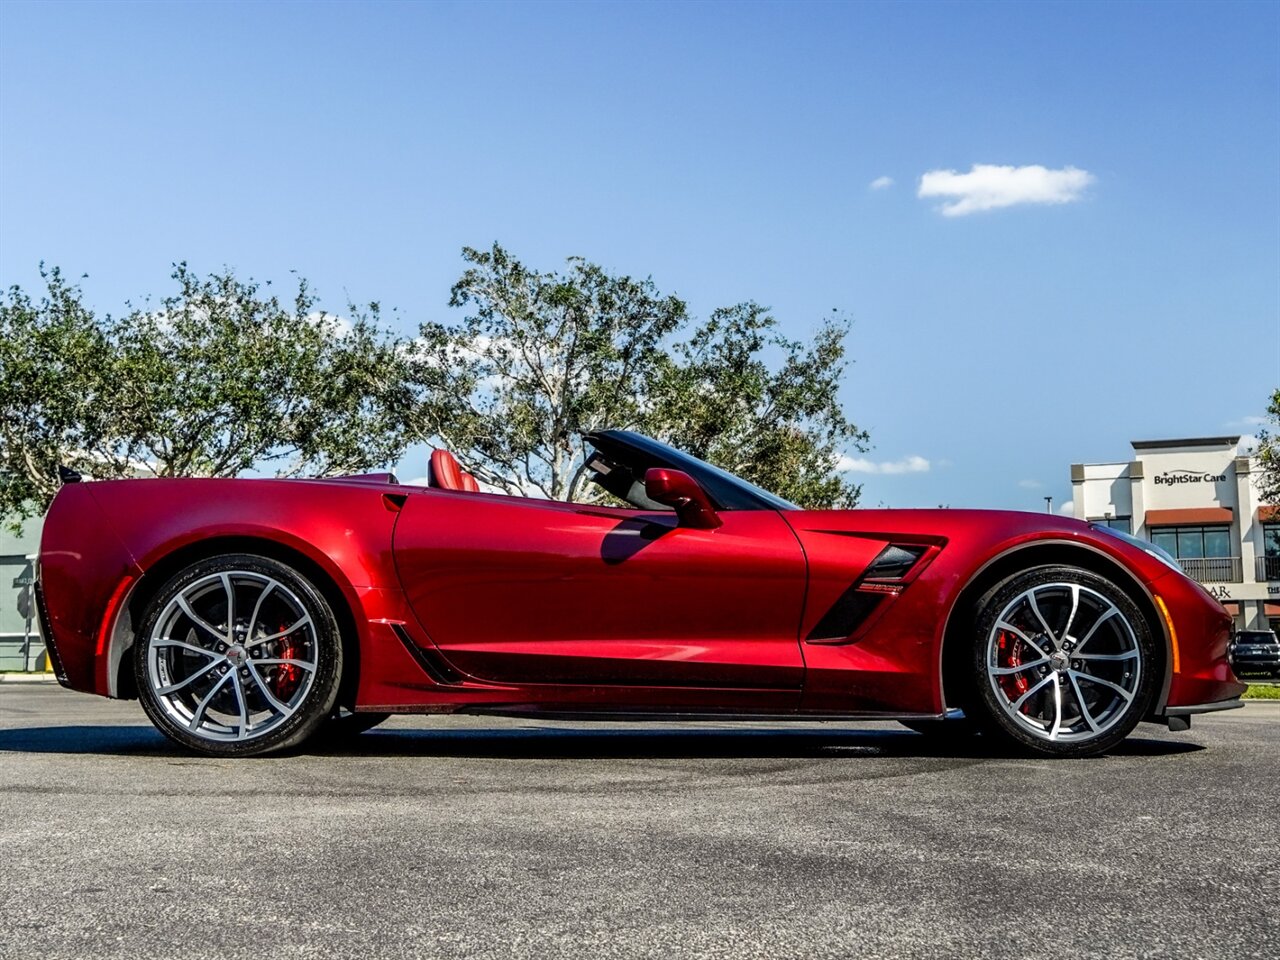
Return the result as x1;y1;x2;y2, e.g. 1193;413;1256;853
134;554;343;757
965;565;1158;758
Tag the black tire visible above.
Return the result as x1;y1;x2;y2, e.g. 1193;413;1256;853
964;565;1158;758
134;553;344;758
899;716;980;739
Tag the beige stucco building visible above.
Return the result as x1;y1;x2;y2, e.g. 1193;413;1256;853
1071;436;1278;632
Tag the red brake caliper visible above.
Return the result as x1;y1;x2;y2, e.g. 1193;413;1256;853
273;626;302;701
996;630;1029;707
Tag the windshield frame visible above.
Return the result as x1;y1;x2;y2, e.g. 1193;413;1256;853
583;430;800;512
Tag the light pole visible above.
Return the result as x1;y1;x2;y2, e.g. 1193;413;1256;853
1044;496;1053;514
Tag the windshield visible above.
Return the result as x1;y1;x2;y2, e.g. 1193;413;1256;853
584;430;799;512
1236;632;1278;643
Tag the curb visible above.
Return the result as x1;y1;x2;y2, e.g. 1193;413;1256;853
0;673;57;684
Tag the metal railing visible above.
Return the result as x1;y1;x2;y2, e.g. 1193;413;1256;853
1257;556;1280;583
1177;557;1243;584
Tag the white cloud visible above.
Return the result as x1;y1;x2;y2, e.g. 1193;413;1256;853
1239;436;1260;456
1017;479;1043;489
917;164;1095;217
869;175;894;190
305;311;353;338
1058;500;1077;517
836;454;931;475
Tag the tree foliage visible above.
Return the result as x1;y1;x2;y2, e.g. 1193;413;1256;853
0;265;417;528
1256;388;1280;504
413;244;868;507
0;268;112;523
1;246;869;529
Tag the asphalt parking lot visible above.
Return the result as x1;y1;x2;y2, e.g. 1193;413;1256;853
1;682;1277;960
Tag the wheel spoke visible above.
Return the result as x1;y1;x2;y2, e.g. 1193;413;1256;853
245;616;312;648
246;581;276;645
153;638;220;659
1068;671;1101;733
991;657;1049;675
189;672;231;731
1026;591;1058;649
1076;650;1138;662
156;658;220;695
1062;584;1081;644
1074;606;1118;654
177;595;228;644
230;671;249;740
246;662;293;716
220;573;236;637
1049;676;1064;740
1011;673;1055;712
1070;669;1134;702
996;621;1051;660
255;657;316;672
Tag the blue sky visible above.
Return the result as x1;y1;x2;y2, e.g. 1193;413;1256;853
1;0;1277;510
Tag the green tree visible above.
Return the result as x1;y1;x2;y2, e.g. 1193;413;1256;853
1256;388;1280;504
0;265;419;528
0;267;114;526
413;243;868;507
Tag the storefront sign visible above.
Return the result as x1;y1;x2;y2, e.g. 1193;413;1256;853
1154;469;1228;486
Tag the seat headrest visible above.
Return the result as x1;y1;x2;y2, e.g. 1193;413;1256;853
429;449;466;491
429;449;482;493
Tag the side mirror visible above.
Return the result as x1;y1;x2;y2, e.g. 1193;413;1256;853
644;468;722;529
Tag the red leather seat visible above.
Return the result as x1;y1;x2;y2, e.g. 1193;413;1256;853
429;449;480;492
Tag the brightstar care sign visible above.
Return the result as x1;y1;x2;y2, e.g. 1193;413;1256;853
1154;469;1228;486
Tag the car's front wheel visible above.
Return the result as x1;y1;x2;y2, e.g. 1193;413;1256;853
134;554;344;757
965;565;1158;758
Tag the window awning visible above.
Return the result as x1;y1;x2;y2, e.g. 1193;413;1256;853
1145;507;1233;527
1259;505;1280;523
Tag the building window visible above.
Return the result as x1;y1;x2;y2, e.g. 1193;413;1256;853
1264;523;1280;581
1090;516;1132;534
1150;525;1232;559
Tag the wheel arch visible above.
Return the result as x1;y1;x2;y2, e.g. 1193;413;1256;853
110;535;363;705
938;539;1171;715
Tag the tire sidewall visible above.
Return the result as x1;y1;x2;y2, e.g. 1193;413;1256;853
967;565;1159;758
134;553;343;757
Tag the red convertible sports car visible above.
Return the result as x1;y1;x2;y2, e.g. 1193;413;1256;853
36;430;1244;758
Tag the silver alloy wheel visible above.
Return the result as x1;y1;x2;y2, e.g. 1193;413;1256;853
985;582;1141;743
146;570;319;743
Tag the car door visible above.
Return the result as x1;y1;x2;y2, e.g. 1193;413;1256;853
391;489;807;693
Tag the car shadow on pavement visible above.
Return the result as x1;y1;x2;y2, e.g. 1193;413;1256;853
0;723;1206;760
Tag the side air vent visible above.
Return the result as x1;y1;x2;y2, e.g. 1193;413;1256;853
806;542;936;644
390;623;463;685
806;586;885;643
865;544;927;581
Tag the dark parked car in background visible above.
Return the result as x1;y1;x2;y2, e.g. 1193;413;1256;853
1228;630;1280;678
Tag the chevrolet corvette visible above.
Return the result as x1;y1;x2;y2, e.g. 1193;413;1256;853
36;430;1245;757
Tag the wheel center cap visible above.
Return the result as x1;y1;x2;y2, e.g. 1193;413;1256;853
1050;651;1070;673
226;645;248;667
